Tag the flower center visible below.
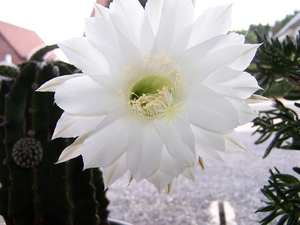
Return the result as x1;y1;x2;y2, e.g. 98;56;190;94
128;76;177;119
130;76;173;100
120;56;183;120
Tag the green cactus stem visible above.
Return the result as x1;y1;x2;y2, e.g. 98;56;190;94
92;168;110;225
5;62;37;224
0;77;15;225
0;45;110;224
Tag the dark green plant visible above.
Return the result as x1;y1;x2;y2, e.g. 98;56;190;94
247;31;300;99
256;168;300;225
0;45;110;225
252;99;300;158
251;32;300;224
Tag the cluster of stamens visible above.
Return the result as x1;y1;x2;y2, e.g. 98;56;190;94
129;86;175;118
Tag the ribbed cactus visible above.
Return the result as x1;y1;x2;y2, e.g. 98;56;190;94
0;45;110;225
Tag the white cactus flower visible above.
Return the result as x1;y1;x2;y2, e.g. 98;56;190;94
38;0;262;192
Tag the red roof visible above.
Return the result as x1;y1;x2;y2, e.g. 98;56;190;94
0;21;44;58
0;21;55;60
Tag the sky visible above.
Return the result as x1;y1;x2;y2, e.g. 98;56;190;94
0;0;299;54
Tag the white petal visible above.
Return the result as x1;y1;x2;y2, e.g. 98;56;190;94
154;110;196;166
178;35;244;84
102;153;128;188
55;75;120;115
82;107;131;168
202;67;261;99
145;0;164;35
192;125;225;160
85;17;143;77
139;14;155;55
225;97;258;125
245;94;268;104
127;119;162;181
197;33;244;52
36;74;83;92
181;165;197;182
223;131;247;151
147;170;174;193
150;0;193;59
58;37;109;76
56;135;87;163
158;145;186;177
52;112;104;139
188;4;232;47
109;0;145;48
229;44;261;71
94;3;110;20
186;84;239;132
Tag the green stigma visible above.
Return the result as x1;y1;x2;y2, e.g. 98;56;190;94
130;76;173;100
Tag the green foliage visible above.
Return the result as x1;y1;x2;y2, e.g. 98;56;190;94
234;23;272;43
256;168;300;225
272;10;300;36
234;10;299;44
0;46;110;224
249;13;300;223
253;99;300;158
247;32;300;99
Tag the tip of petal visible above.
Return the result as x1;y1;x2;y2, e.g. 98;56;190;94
36;74;83;92
224;132;247;152
127;173;134;187
164;181;174;194
93;2;110;19
198;157;205;170
245;94;268;104
181;166;196;182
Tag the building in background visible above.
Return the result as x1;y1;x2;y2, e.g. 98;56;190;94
274;12;300;41
0;21;56;65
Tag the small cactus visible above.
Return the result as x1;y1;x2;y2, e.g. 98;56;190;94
0;46;110;225
12;137;43;168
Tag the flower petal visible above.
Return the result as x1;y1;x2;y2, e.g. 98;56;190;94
245;94;268;104
154;110;196;166
94;2;110;20
102;152;128;188
202;67;261;99
188;4;232;47
186;84;239;132
109;0;146;48
85;17;143;77
55;75;120;114
58;37;109;76
147;170;174;193
127;119;162;181
150;0;193;59
225;97;258;125
145;0;164;35
191;125;225;160
223;131;247;151
56;135;87;163
52;112;104;139
37;74;83;92
178;34;245;84
139;15;155;55
181;164;198;182
158;145;186;177
82;107;131;168
229;44;261;71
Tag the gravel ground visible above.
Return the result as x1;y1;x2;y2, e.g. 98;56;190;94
106;129;300;225
0;128;297;225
